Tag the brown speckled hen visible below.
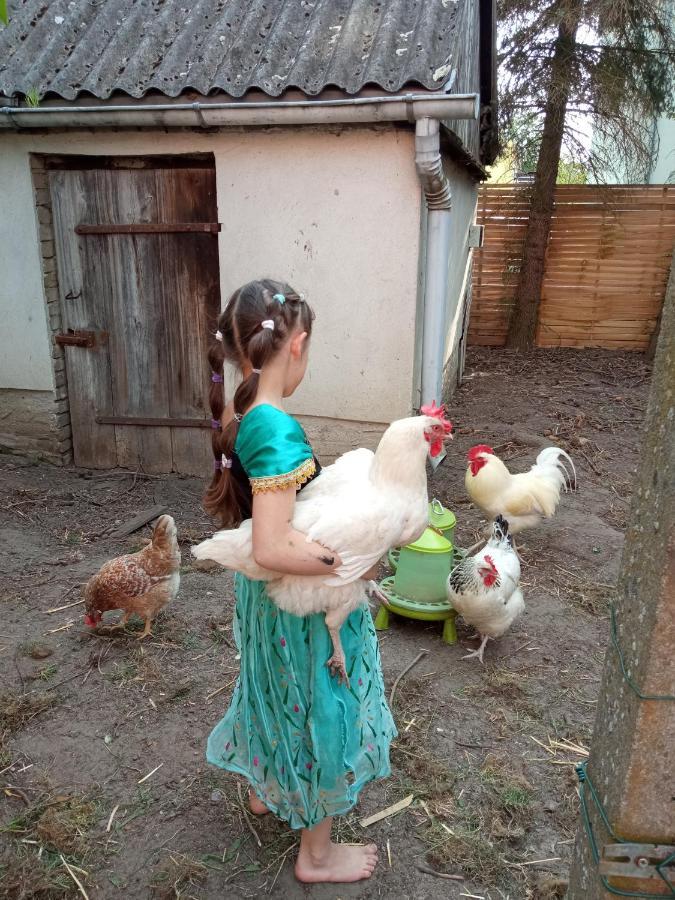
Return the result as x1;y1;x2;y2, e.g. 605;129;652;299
83;515;180;638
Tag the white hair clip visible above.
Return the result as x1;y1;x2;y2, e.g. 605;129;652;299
261;320;275;330
215;330;224;342
221;454;233;469
252;368;261;374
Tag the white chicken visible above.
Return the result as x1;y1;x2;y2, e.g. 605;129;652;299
465;444;577;534
193;405;452;683
447;515;523;663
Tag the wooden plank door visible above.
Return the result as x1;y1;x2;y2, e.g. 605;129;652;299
49;158;220;474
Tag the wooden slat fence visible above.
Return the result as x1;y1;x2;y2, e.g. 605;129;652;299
469;184;675;349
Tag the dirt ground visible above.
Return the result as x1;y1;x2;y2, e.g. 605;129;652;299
0;347;651;900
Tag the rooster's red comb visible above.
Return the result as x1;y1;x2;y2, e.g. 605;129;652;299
467;444;494;460
420;401;453;434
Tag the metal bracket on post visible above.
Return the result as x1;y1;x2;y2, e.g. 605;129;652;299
600;843;675;887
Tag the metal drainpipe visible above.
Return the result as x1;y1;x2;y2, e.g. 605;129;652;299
415;117;453;409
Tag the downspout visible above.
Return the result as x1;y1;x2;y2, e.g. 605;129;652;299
415;117;453;408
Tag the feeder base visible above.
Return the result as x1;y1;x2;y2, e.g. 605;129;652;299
374;577;458;645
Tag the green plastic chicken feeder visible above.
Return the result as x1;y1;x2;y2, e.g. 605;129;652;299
429;498;456;545
393;527;453;602
376;524;458;644
388;499;456;571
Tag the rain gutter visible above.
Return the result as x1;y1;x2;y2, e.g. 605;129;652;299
0;92;479;129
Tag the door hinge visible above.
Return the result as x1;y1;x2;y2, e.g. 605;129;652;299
54;330;97;348
600;843;675;884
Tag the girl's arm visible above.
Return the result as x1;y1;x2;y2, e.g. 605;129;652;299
252;487;343;575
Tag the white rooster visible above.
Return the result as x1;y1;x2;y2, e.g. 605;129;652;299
465;444;577;535
193;405;452;683
447;515;524;663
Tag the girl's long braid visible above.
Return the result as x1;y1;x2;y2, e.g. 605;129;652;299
204;279;313;526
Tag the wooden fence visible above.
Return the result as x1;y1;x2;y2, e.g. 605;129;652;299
469;184;675;349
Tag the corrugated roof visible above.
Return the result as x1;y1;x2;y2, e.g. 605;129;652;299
0;0;466;101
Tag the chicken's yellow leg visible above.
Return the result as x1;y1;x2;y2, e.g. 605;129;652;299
138;616;153;640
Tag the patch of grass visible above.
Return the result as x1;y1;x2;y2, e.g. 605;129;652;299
0;852;74;898
1;791;99;856
0;690;60;746
426;822;502;884
562;578;612;617
150;852;208;898
38;664;58;682
0;790;101;898
416;753;537;890
35;797;99;856
108;660;140;685
62;529;83;546
0;748;12;768
180;630;201;651
477;756;534;823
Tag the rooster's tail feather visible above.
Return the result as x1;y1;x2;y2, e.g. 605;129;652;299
534;446;577;491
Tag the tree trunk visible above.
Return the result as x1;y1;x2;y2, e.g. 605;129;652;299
506;7;582;350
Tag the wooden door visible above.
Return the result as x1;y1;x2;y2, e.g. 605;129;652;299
49;158;220;474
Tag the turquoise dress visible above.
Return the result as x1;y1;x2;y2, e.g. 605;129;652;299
206;404;397;830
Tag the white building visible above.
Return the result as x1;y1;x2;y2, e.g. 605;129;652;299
0;0;497;473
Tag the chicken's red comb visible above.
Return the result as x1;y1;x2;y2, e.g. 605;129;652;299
420;401;453;434
467;444;494;460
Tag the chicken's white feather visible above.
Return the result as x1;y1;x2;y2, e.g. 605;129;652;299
193;415;438;612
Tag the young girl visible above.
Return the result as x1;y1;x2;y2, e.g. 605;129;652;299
204;279;396;883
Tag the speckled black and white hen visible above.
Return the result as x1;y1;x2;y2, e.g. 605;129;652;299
448;515;524;663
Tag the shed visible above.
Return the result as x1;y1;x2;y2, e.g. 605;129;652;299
0;0;497;473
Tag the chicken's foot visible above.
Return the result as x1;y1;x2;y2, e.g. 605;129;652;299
138;617;153;640
366;580;391;608
462;634;490;664
324;609;349;687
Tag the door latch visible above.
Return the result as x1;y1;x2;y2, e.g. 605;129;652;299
54;330;97;348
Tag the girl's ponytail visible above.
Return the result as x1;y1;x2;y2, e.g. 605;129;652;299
203;279;314;526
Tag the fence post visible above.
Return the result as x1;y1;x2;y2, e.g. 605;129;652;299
567;248;675;896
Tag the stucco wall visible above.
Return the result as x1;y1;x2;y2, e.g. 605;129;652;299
0;142;55;392
0;127;421;462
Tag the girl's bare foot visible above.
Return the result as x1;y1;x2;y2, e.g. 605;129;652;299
295;841;378;883
248;789;270;816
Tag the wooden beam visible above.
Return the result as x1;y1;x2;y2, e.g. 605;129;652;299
111;505;168;538
96;416;211;428
75;222;220;235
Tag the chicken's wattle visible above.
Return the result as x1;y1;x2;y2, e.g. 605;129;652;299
84;613;99;627
429;437;444;458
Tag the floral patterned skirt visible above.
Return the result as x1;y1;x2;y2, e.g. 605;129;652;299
206;574;397;830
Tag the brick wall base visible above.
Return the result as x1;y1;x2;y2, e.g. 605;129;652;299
0;388;72;463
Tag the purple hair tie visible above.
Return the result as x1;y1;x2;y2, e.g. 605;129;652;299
211;418;221;430
214;459;222;471
211;373;223;384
